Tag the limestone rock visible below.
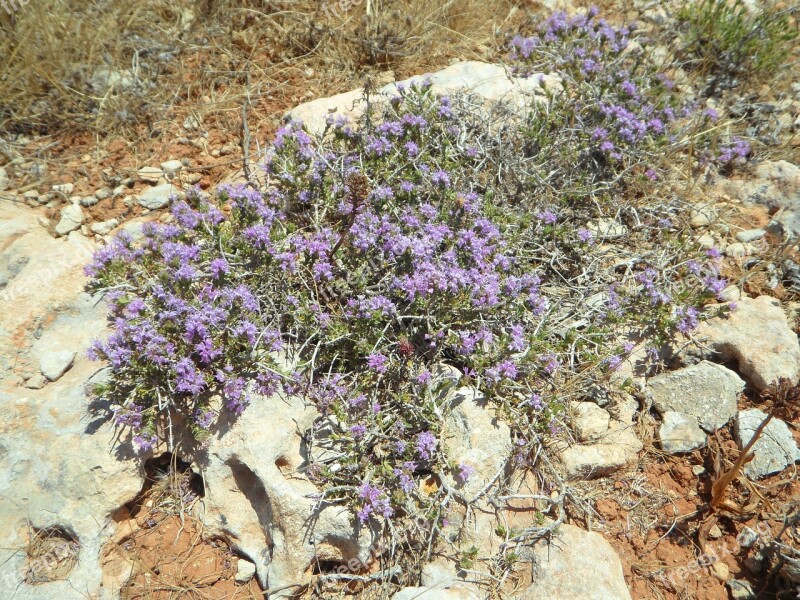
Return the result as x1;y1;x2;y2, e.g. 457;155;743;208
234;558;256;584
659;411;707;454
52;182;75;196
694;296;800;391
647;361;744;432
38;349;76;381
735;229;765;243
160;159;183;175
0;203;143;600
558;395;642;479
690;205;717;227
138;183;177;209
287;61;559;136
137;166;162;184
734;409;800;479
198;390;378;595
518;523;632;600
572;401;611;442
441;386;512;498
91;218;119;236
55;203;84;237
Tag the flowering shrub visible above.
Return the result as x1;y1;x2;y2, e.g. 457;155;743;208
87;9;734;531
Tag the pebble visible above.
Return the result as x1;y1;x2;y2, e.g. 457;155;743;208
711;561;729;581
94;187;112;200
690;205;717;227
737;527;759;549
735;229;765;243
234;558;256;584
91;218;119;236
138;184;178;209
691;465;706;476
80;196;99;207
40;350;76;381
160;159;183;175
55;204;84;237
725;242;753;258
708;524;722;539
52;182;74;195
24;374;47;389
727;579;755;600
138;166;162;184
696;233;715;248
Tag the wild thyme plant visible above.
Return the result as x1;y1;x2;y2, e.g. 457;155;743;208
87;9;733;529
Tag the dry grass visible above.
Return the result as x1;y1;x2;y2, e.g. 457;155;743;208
0;0;523;142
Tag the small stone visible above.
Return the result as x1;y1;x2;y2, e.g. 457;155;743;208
112;185;126;197
587;218;628;239
708;524;722;539
572;402;611;442
52;182;74;195
691;465;706;476
79;196;99;207
711;561;729;581
696;233;715;249
718;285;741;302
735;229;765;243
234;558;256;584
160;159;183;175
734;408;800;479
23;189;39;202
695;295;800;390
725;242;753;258
40;350;76;381
184;172;202;185
24;374;47;389
183;115;200;130
137;166;162;184
91;219;119;236
727;579;755;600
219;143;237;156
55;204;84;237
138;184;178;210
94;187;112;200
659;411;707;454
648;361;744;432
690;205;717;227
737;527;759;548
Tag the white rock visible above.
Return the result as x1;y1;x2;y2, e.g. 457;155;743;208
90;219;119;236
288;61;560;136
79;196;99;207
52;182;74;196
725;242;753;258
659;411;707;454
696;233;716;249
735;229;765;243
138;184;177;209
690;205;717;227
199;390;378;592
234;558;256;584
572;402;611;442
558;395;642;479
0;203;143;600
518;523;632;600
694;295;800;391
94;187;112;200
39;350;76;381
718;285;741;302
160;159;183;175
24;373;47;389
734;409;800;479
89;68;133;91
648;361;744;432
55;204;84;237
441;386;511;498
137;166;162;184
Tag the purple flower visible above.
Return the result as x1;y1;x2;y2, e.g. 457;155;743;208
431;170;451;188
416;431;437;460
367;353;388;373
577;228;594;243
457;462;476;484
350;424;367;439
538;210;557;225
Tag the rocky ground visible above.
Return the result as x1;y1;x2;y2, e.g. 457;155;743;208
1;1;800;600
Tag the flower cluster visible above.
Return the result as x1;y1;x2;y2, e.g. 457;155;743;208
87;9;730;528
